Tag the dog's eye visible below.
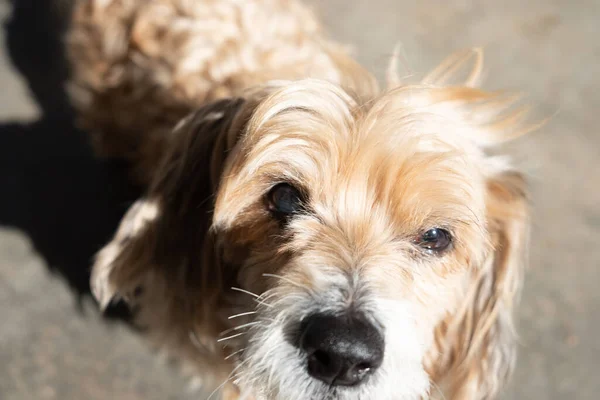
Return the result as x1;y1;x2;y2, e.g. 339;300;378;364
267;183;303;217
417;228;452;252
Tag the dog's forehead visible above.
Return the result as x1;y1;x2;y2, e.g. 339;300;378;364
243;81;486;167
243;83;488;213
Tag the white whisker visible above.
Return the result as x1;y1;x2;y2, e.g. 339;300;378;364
231;287;261;298
224;348;246;361
234;321;260;331
217;331;246;343
231;287;273;308
219;321;261;337
228;311;256;320
262;273;303;288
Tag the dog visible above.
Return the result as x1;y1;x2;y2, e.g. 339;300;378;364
67;1;534;399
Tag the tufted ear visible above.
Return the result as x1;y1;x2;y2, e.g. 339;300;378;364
429;170;529;399
384;48;541;153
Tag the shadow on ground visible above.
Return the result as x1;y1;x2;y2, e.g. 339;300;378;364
0;0;138;318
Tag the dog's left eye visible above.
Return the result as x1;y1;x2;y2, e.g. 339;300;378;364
417;228;452;253
267;183;303;217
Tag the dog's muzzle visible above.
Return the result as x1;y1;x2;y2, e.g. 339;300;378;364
295;313;385;387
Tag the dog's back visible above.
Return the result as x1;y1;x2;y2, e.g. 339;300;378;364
67;0;356;183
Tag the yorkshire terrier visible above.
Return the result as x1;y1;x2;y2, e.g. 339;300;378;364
67;0;533;399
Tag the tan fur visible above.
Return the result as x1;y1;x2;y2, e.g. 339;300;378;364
68;1;534;399
67;0;375;183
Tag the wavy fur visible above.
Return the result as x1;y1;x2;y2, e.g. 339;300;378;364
68;1;534;399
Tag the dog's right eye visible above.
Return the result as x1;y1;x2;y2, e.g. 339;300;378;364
267;183;303;217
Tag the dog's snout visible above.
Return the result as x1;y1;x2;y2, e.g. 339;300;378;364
298;313;384;386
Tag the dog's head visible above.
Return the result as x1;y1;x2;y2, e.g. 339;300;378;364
92;51;532;400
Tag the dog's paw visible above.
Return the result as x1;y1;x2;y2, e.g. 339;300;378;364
91;239;124;309
90;198;159;309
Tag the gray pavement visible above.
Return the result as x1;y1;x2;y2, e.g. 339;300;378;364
1;0;598;399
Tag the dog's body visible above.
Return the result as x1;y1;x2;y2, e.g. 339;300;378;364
67;1;531;399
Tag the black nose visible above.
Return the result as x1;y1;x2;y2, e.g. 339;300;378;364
298;313;384;386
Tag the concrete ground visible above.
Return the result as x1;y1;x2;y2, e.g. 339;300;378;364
0;0;598;399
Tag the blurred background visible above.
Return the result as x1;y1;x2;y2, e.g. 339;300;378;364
0;0;597;399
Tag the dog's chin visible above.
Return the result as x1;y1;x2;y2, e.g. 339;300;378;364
234;298;431;400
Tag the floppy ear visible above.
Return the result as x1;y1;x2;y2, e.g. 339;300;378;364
91;97;248;307
418;49;533;398
430;170;529;399
89;97;255;380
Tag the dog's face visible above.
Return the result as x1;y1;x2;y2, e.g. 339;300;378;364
92;59;530;400
208;80;513;399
